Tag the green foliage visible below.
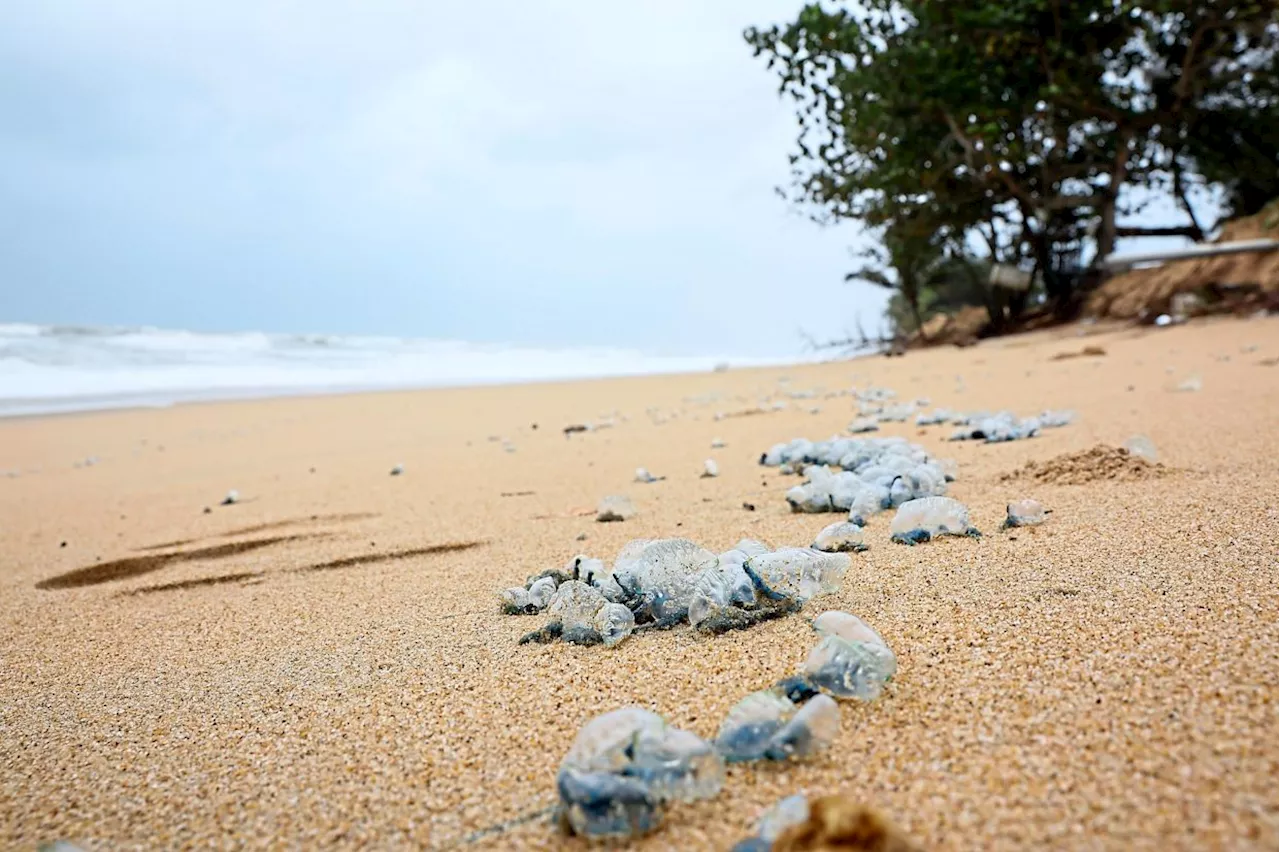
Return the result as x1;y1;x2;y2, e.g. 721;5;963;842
746;0;1279;332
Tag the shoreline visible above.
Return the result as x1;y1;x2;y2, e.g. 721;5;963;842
0;354;862;422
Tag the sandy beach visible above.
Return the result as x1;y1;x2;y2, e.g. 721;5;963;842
1;316;1276;850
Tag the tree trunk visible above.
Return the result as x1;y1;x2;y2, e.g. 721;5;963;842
1171;159;1205;241
907;290;926;341
1095;133;1134;264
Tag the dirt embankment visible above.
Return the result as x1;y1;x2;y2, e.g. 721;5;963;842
1084;203;1279;321
907;203;1278;349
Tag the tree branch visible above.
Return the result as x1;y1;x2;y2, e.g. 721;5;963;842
1114;225;1204;238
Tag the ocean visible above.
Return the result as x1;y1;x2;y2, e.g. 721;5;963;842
0;323;799;417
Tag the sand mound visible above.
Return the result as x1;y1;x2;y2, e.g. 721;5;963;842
1001;445;1167;486
1084;203;1279;321
774;796;921;852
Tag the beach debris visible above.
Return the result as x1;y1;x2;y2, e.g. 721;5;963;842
889;496;979;544
1170;292;1205;320
732;794;812;852
812;521;867;553
390;463;404;476
798;611;897;701
735;794;920;852
711;438;726;449
1154;313;1174;327
221;490;240;506
1174;374;1203;392
596;495;636;523
1002;498;1050;529
634;467;664;484
1123;434;1159;462
556;707;724;839
701;459;720;478
715;691;840;763
509;539;849;644
847;417;879;434
564;424;590;436
1051;344;1107;360
742;502;756;511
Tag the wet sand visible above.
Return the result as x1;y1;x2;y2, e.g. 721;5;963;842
1;316;1276;850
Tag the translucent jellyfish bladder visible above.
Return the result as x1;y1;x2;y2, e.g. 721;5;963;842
731;794;811;852
812;521;868;553
801;610;897;700
519;580;635;647
714;690;840;763
557;707;725;838
1002;498;1049;529
596;494;636;522
889;496;980;544
744;548;850;602
1123;434;1158;462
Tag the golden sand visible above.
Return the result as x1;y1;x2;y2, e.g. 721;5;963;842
1;317;1276;850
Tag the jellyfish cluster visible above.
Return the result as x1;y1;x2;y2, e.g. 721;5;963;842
556;609;898;839
910;408;1075;442
760;436;957;524
500;539;851;648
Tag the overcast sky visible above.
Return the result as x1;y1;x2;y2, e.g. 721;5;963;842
0;1;896;357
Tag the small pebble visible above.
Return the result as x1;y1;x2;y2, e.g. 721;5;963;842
390;464;404;476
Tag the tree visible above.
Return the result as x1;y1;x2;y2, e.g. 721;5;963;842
846;216;999;338
746;0;1278;319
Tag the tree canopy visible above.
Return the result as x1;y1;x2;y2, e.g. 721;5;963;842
746;0;1278;330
